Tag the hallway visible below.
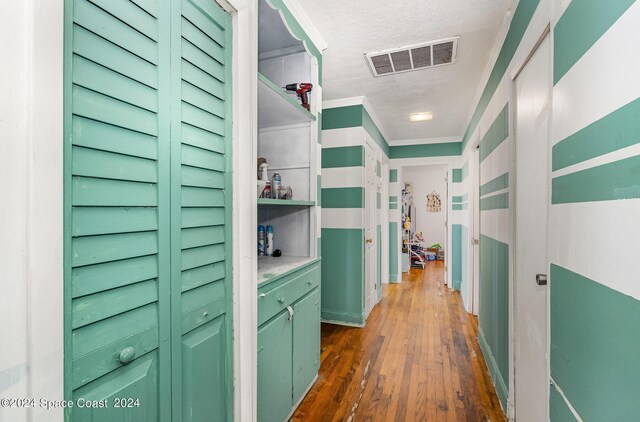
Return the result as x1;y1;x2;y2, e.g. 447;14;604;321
293;262;505;421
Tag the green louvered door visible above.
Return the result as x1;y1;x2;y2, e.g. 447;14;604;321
64;0;232;421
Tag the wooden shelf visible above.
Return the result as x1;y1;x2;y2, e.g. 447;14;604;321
258;72;315;129
257;198;315;206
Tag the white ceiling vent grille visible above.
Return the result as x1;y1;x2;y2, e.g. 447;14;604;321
365;37;459;77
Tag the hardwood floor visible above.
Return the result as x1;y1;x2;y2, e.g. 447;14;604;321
292;261;506;421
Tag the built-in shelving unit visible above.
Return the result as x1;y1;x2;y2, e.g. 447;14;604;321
256;2;323;420
258;72;315;129
256;0;320;283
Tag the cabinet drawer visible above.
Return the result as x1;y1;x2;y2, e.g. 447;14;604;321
258;264;320;327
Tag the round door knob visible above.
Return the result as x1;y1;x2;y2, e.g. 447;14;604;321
118;347;136;364
278;297;285;303
307;280;312;285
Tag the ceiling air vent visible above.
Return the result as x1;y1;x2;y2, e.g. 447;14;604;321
365;36;459;77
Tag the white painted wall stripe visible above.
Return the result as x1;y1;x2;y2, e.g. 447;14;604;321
552;2;640;144
321;166;364;188
549;198;640;301
481;187;509;198
322;208;364;229
480;137;511;187
322;126;365;148
551;140;640;178
479;208;511;245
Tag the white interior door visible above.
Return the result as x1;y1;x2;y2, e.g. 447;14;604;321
513;34;551;421
364;142;377;318
471;144;481;315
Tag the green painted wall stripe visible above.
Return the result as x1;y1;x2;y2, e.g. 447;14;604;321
317;111;322;144
321;187;364;208
550;264;640;421
389;195;398;203
321;105;363;130
321;145;363;168
363;107;390;157
317;174;321;205
462;0;539;151
480;103;509;162
389;203;398;210
479;235;510;409
452;165;470;183
552;97;640;171
452;168;463;183
389;169;398;182
390;142;462;159
452;224;462;290
389;222;398;283
552;154;640;204
550;383;578;422
376;191;381;209
452;203;468;211
478;327;508;409
452;195;464;203
553;0;635;84
266;0;323;84
376;160;381;177
321;228;364;324
480;172;509;196
322;104;391;157
480;192;509;210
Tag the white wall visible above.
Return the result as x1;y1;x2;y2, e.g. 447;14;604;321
402;166;447;247
0;1;64;421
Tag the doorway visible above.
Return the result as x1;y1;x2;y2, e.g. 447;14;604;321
364;142;378;317
513;31;551;421
469;143;481;315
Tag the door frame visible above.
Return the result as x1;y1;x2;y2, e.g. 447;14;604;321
218;0;259;420
510;24;553;421
469;134;481;316
363;139;378;318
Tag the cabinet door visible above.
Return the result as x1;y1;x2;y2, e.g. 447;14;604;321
258;311;293;422
173;0;233;420
292;289;320;403
65;0;233;420
65;0;169;418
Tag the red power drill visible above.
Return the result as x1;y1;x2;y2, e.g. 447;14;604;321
283;83;313;111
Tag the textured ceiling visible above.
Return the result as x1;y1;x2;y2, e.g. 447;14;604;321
296;0;511;142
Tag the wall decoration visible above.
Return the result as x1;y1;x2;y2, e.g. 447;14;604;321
426;191;442;212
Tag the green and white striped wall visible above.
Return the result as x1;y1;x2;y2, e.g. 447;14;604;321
451;162;469;293
457;0;539;408
320;102;388;325
388;168;402;282
549;1;640;420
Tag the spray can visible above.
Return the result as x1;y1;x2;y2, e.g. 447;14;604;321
262;181;271;199
258;225;265;256
266;225;274;256
271;172;282;199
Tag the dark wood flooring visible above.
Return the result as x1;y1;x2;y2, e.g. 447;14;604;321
292;261;506;421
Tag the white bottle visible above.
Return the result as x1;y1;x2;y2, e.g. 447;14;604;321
260;163;269;181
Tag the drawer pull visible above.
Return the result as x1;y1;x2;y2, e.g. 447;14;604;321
259;293;266;298
287;306;294;321
118;347;136;364
278;297;285;304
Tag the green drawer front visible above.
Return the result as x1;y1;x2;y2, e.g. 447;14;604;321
258;264;320;327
